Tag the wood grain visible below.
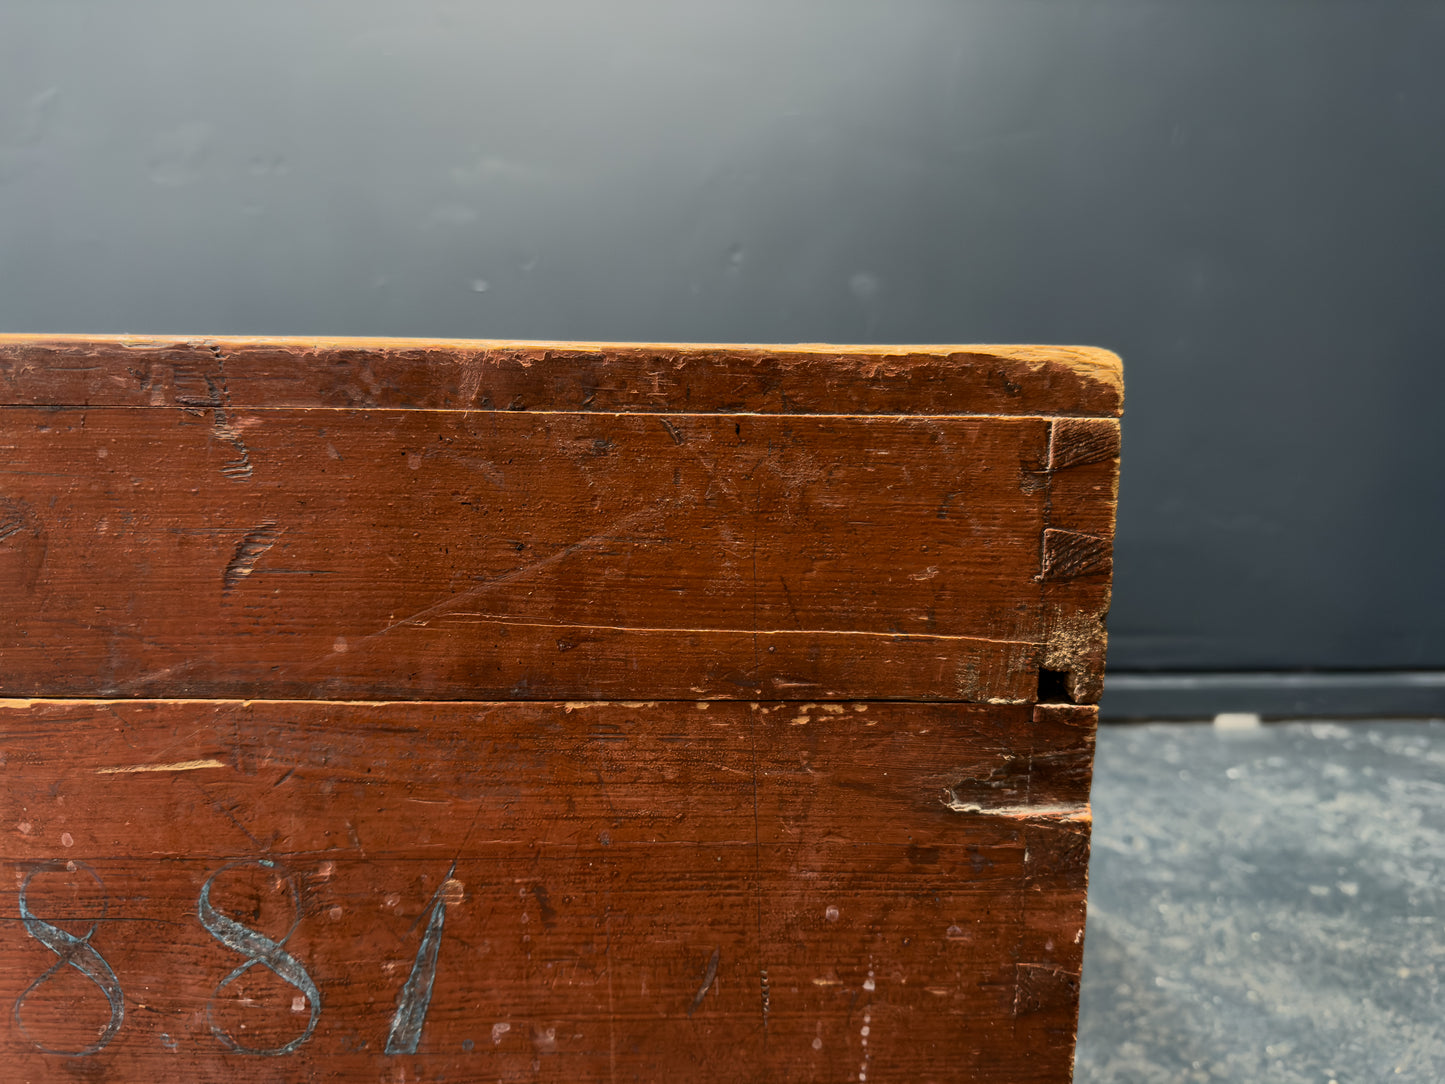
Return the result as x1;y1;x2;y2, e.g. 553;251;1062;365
0;699;1092;1083
0;406;1056;702
0;336;1120;1082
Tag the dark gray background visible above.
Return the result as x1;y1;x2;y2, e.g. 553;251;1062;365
3;1;1442;712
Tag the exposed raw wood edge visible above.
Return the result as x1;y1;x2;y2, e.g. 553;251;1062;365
0;335;1122;421
0;333;1122;398
93;758;226;774
0;330;1119;366
942;797;1092;822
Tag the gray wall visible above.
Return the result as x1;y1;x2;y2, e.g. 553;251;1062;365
3;1;1442;711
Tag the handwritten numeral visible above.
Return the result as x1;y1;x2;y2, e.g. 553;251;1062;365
10;855;477;1058
13;862;125;1056
385;866;460;1055
197;859;322;1055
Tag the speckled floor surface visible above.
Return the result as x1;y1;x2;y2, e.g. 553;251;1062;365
1075;719;1445;1084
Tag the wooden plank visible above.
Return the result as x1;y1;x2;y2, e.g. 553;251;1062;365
0;335;1124;417
0;698;1093;1082
0;406;1055;702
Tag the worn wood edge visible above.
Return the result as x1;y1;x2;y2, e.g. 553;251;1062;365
1040;420;1122;705
0;334;1123;415
0;331;1124;374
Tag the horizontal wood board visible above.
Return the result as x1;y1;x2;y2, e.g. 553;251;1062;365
0;699;1093;1083
0;338;1121;704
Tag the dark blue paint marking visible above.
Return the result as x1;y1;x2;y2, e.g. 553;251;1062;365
197;859;321;1056
13;862;125;1056
384;865;456;1055
687;948;721;1017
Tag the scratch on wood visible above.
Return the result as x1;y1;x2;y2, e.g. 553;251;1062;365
941;791;1089;821
687;948;720;1017
658;417;686;445
314;504;664;660
224;523;280;592
0;504;27;544
433;613;1034;645
604;907;618;1082
177;365;254;481
213;410;253;480
95;759;226;774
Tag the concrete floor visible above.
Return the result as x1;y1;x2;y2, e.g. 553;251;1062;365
1075;719;1445;1084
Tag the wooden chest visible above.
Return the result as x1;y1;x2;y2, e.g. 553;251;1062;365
0;336;1121;1082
